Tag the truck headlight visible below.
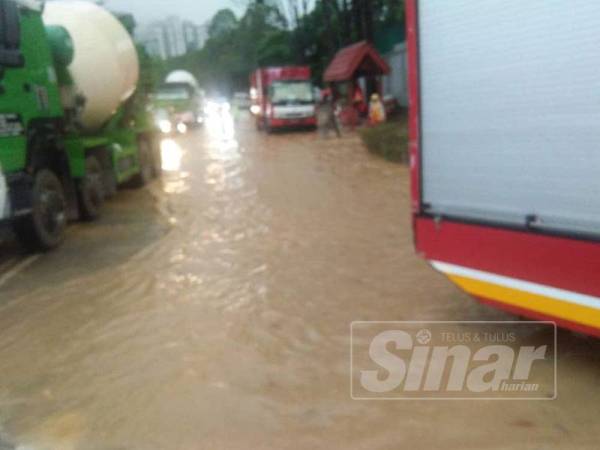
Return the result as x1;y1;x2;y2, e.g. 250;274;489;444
158;120;172;134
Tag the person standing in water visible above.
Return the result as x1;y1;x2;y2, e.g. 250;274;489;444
318;89;341;138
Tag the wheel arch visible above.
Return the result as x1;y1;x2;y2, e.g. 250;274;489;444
25;119;78;219
25;119;71;179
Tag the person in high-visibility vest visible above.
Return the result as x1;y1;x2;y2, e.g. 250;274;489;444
318;89;341;138
368;93;387;125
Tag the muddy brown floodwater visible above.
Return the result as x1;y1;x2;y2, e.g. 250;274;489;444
0;112;599;450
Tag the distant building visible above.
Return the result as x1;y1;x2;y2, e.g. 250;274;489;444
183;22;209;53
136;17;209;60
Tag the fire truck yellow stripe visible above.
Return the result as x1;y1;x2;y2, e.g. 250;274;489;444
431;262;600;330
447;275;600;329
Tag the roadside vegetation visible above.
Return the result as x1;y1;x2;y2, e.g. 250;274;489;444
159;1;405;93
359;117;409;163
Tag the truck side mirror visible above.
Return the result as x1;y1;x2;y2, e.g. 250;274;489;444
0;0;24;68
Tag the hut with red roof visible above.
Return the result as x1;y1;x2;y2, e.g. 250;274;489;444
323;41;391;125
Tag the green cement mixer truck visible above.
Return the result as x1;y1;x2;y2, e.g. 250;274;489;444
0;0;160;251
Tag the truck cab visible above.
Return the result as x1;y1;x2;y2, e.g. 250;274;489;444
152;82;202;133
251;67;317;132
268;79;316;126
0;1;68;244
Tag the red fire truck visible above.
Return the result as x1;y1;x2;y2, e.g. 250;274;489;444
250;67;317;132
407;0;600;336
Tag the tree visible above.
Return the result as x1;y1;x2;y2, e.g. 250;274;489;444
208;9;238;39
257;30;293;66
160;0;405;92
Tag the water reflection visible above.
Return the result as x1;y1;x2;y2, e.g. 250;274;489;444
205;104;239;160
1;115;585;450
160;138;183;172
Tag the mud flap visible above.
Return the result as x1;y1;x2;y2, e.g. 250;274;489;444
0;168;9;221
5;173;31;219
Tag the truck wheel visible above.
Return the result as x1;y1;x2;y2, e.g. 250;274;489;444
78;155;104;221
13;169;67;251
103;169;118;198
130;137;153;188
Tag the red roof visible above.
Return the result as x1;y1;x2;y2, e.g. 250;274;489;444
323;41;391;82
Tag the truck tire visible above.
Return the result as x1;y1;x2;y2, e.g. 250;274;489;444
13;169;68;251
78;155;104;221
129;137;153;188
103;169;118;198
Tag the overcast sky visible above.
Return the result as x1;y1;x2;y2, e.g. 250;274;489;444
100;0;246;26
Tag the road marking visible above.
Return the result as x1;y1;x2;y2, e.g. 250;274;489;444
0;255;40;289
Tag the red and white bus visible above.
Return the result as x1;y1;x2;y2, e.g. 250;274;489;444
407;0;600;336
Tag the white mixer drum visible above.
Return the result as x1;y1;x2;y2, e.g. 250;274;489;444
165;71;200;90
43;1;139;131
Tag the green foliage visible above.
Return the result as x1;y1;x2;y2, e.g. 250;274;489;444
257;30;294;66
160;0;405;94
284;0;406;84
208;9;238;39
358;120;408;163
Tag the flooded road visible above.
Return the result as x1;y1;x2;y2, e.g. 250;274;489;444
0;113;599;449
